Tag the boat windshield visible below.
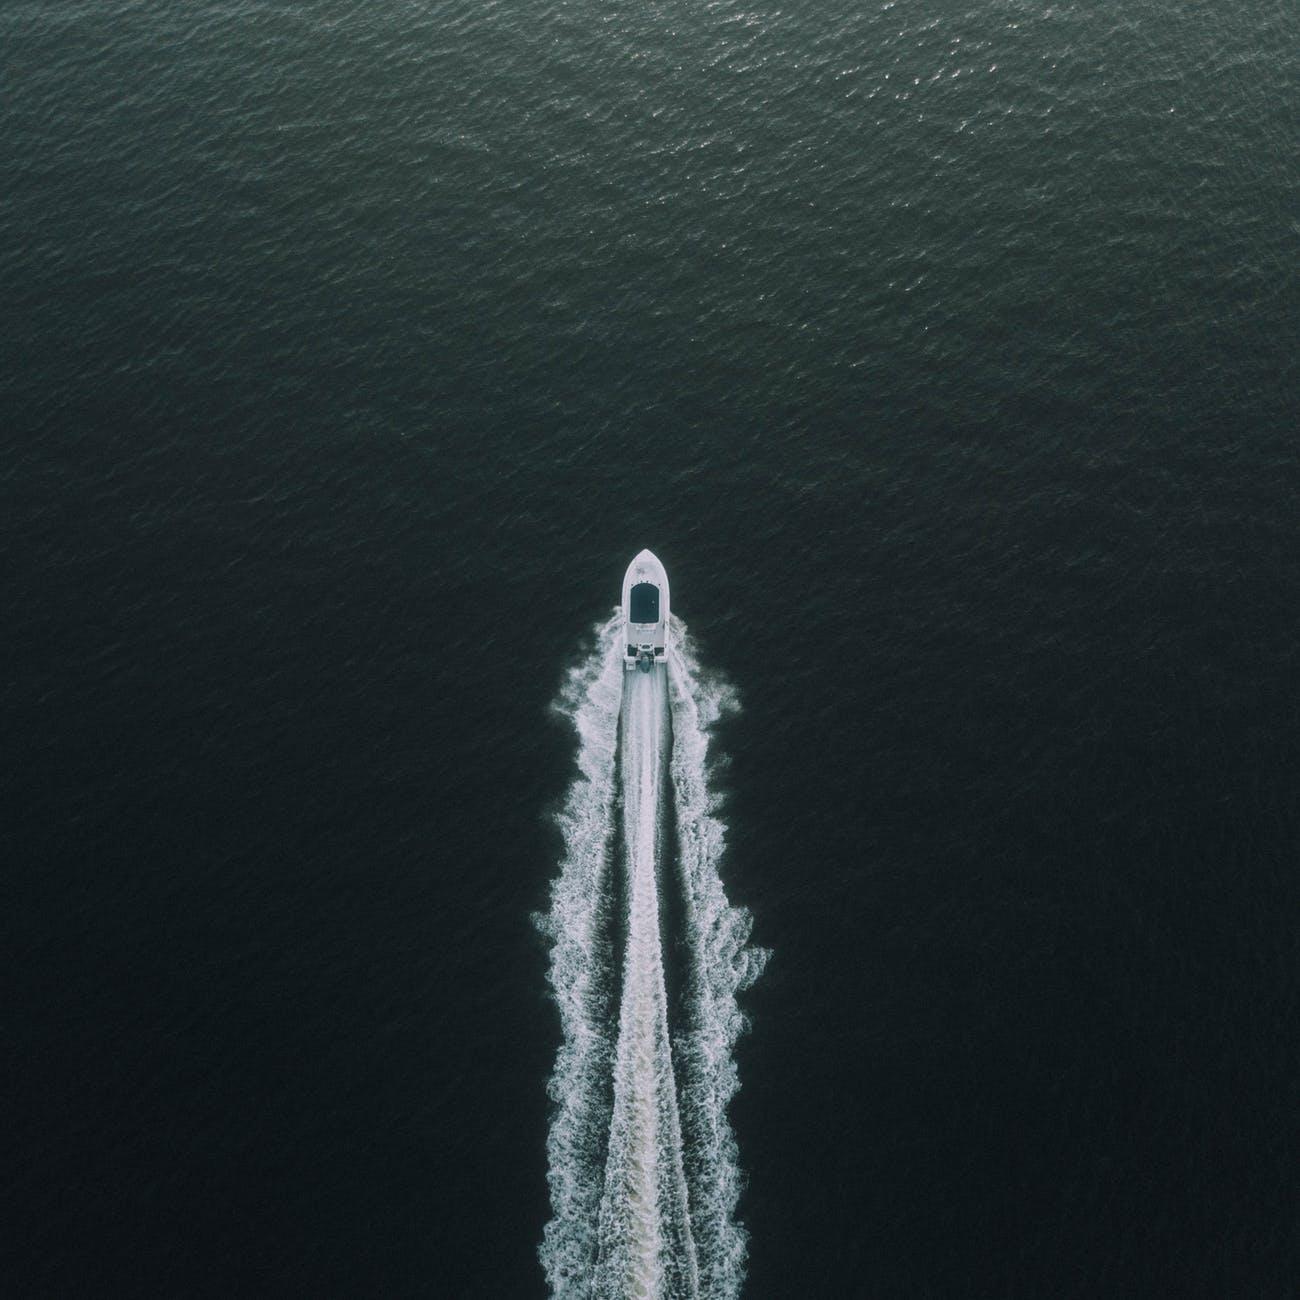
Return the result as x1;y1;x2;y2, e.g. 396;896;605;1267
629;582;660;624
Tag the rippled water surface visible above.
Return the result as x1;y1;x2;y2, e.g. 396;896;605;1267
5;0;1297;1294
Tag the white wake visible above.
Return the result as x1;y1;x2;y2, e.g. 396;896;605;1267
664;626;766;1300
540;613;767;1300
591;659;698;1299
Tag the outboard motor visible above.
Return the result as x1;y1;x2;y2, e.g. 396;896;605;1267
637;649;654;673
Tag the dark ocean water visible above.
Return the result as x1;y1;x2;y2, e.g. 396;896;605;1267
4;0;1298;1295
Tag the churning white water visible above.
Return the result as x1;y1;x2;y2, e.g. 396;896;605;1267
540;614;767;1300
591;658;698;1300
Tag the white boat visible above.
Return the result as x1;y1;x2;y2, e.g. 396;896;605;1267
621;549;670;671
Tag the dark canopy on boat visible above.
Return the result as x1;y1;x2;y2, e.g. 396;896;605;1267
630;582;660;624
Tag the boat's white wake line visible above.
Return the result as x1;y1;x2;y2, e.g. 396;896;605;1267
539;615;625;1292
666;617;768;1300
540;612;766;1300
591;662;699;1300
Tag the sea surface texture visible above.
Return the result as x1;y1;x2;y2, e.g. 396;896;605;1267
4;0;1297;1296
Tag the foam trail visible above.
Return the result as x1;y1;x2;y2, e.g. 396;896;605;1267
667;616;768;1300
539;614;625;1293
591;664;699;1300
540;611;766;1299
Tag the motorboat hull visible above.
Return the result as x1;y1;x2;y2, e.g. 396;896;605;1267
621;550;670;671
